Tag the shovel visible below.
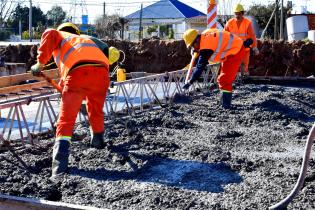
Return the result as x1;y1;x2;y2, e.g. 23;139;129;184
172;52;199;104
39;71;62;93
184;51;199;84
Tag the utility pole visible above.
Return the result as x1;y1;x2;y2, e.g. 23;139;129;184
103;2;106;18
19;20;22;38
274;0;279;40
280;0;284;40
139;3;143;41
69;0;88;24
261;5;278;39
29;0;32;42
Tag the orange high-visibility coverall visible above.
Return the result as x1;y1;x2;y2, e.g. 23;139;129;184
36;29;110;140
199;29;245;92
224;17;257;73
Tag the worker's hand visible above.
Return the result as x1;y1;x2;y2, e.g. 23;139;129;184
58;79;65;90
110;81;115;88
243;38;253;48
31;62;44;77
182;83;191;90
253;47;259;56
209;83;218;91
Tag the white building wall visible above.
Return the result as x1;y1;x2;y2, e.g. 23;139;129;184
174;22;187;40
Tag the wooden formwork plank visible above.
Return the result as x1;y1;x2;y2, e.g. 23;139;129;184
0;69;59;88
0;194;106;210
0;81;54;95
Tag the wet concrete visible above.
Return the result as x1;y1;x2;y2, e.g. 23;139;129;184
0;84;314;209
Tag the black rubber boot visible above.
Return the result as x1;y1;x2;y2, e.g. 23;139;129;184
90;132;105;149
51;140;70;177
221;92;232;109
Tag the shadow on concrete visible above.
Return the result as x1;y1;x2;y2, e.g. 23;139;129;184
70;144;242;193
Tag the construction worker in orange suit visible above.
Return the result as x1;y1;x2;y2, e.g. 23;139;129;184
182;28;252;109
224;3;259;76
30;22;120;178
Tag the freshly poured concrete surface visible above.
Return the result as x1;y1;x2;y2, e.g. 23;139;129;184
0;84;314;209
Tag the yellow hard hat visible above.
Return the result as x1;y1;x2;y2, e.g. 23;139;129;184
234;4;245;13
57;22;80;35
109;47;120;65
182;29;199;48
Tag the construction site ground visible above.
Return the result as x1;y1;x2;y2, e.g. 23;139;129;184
0;83;314;209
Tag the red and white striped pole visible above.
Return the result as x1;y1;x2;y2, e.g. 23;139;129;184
207;0;218;28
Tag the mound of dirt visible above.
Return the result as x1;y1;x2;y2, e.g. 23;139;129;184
0;84;314;209
106;38;190;74
1;39;314;77
251;40;315;77
0;44;37;70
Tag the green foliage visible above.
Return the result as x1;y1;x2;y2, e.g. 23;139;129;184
7;4;47;34
147;25;158;35
159;25;168;36
146;25;174;39
0;30;11;40
47;5;66;27
168;28;174;39
21;30;42;39
0;1;19;27
95;14;122;39
247;3;290;38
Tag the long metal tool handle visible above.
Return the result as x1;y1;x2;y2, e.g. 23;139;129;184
269;123;315;209
184;52;199;84
39;72;62;93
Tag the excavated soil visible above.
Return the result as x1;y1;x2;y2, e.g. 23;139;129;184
1;39;315;77
0;84;314;209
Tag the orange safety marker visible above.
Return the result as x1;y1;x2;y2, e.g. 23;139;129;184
207;0;218;29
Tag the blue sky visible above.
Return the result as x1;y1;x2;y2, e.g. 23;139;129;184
29;0;315;24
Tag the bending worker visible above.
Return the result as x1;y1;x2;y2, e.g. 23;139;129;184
31;22;120;177
182;28;252;109
224;3;259;76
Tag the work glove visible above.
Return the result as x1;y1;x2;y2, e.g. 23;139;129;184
252;47;259;56
31;62;44;76
243;38;253;48
110;81;115;88
182;82;191;90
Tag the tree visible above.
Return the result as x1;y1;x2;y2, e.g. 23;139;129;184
0;0;22;27
47;5;66;27
247;3;289;38
95;14;122;39
147;25;158;35
7;4;47;34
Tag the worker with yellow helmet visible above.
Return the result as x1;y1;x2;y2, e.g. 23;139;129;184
30;22;120;178
182;28;250;109
57;23;120;65
224;3;259;76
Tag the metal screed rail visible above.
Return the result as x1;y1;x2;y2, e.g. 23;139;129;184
0;64;219;145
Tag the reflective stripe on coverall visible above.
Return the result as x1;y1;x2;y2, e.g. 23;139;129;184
224;17;257;72
199;29;245;92
36;29;110;139
57;65;109;137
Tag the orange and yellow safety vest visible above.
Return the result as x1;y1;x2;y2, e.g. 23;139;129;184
224;17;257;48
199;29;243;62
52;31;109;79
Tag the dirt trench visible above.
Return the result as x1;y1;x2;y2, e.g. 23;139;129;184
0;39;314;77
0;84;314;209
